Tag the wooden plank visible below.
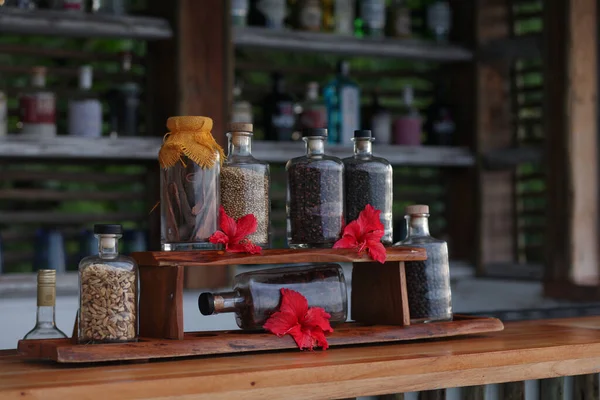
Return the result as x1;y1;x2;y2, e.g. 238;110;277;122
573;374;599;400
482;147;542;170
17;315;503;363
233;26;473;62
540;378;564;400
11;317;600;399
544;0;599;285
131;247;427;268
139;265;184;340
351;262;410;326
478;34;542;61
0;43;143;63
0;8;172;40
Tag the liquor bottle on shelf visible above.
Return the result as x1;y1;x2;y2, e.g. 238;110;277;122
23;270;68;340
393;85;422;145
33;228;67;273
199;264;348;330
231;0;250;26
108;51;140;136
54;0;84;11
0;90;6;137
4;0;36;8
262;72;296;141
68;65;102;138
249;0;287;29
231;81;253;124
324;60;360;144
426;0;451;42
424;83;455;146
388;0;412;38
298;82;327;132
19;66;56;138
362;92;391;144
92;0;127;15
355;0;386;38
323;0;354;35
293;0;322;31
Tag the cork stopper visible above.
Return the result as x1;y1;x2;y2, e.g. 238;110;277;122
405;204;429;215
228;122;253;133
37;269;56;286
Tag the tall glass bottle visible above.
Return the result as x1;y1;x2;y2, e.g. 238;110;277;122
23;270;67;340
78;224;138;343
343;130;392;243
395;205;452;323
324;60;360;144
232;0;250;26
388;0;412;38
323;0;354;34
355;0;386;38
362;92;391;144
232;80;253;124
263;72;296;141
199;264;347;330
424;82;455;146
249;0;287;28
220;123;270;247
286;128;344;248
298;82;327;131
68;65;102;138
393;85;422;145
426;0;451;42
294;0;322;31
19;67;56;138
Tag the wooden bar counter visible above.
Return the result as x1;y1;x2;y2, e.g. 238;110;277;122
3;317;600;399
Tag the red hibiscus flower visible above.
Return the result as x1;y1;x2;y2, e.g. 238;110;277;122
263;288;333;351
209;206;262;254
333;204;386;263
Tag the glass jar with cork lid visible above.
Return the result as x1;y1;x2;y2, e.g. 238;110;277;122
220;123;270;247
78;224;138;343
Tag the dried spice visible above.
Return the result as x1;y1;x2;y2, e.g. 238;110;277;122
287;163;344;246
220;166;269;245
79;263;137;343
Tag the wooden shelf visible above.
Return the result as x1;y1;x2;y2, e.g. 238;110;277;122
482;146;543;169
233;26;473;62
0;136;476;166
0;8;172;40
132;247;427;267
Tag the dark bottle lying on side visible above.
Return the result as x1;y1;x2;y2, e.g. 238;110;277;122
198;264;348;330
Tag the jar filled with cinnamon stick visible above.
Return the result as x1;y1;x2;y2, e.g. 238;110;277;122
159;116;225;251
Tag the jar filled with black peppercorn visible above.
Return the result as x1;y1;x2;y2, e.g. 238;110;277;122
394;205;452;323
221;123;270;247
343;130;393;243
198;264;348;330
286;128;344;248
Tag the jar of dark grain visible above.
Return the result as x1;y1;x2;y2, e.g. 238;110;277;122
159;116;224;251
220;123;270;247
286;128;344;248
394;204;452;323
198;264;348;330
343;130;393;243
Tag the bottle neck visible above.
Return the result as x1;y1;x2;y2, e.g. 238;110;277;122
227;132;252;157
304;136;325;156
35;306;57;328
97;235;119;259
36;281;56;328
353;138;373;157
213;291;244;313
406;214;430;237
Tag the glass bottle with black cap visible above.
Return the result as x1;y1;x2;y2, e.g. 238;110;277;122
286;128;344;248
343;129;393;243
78;224;139;343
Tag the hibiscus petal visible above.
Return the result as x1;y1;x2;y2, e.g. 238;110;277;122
263;310;299;337
310;327;330;350
333;235;358;249
218;205;238;238
288;325;314;350
367;240;387;263
358;204;384;234
364;230;385;243
226;243;250;253
208;231;229;245
233;214;258;243
303;307;333;333
278;288;309;318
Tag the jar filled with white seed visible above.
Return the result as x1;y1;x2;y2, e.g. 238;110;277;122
78;224;138;343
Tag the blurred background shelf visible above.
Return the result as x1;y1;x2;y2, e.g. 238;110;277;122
0;8;172;40
0;136;475;166
233;26;473;61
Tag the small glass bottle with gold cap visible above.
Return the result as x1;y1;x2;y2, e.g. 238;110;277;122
23;269;68;340
159;116;224;251
221;123;270;247
394;204;452;323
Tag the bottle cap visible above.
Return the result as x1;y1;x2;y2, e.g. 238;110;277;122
405;205;429;215
228;122;253;133
37;269;56;286
198;293;215;315
94;224;123;235
303;128;328;137
354;130;372;138
79;65;93;90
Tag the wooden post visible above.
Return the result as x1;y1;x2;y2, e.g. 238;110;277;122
146;0;233;289
544;0;599;297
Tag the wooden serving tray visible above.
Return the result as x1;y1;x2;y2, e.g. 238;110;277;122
17;315;503;364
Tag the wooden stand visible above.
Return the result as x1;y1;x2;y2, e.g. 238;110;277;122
17;247;504;363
